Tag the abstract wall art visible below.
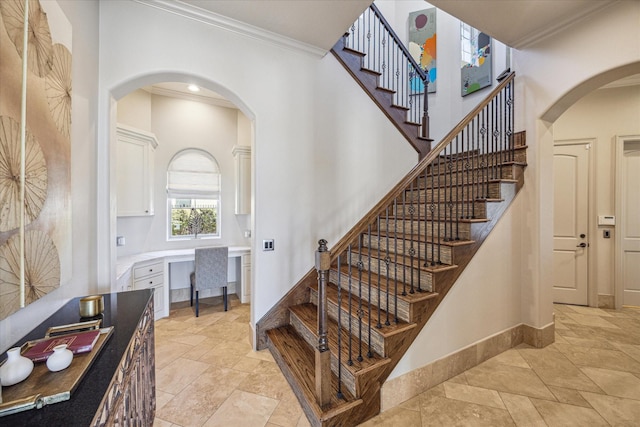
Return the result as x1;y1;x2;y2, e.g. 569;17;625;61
460;23;492;96
408;8;437;93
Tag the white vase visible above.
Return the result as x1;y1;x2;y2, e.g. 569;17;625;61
0;347;34;386
46;344;73;372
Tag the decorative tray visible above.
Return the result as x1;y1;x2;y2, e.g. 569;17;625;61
0;321;114;417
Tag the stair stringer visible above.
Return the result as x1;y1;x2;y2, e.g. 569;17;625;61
331;37;432;158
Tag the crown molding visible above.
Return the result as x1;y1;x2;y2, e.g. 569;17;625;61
144;86;238;109
512;0;618;49
116;123;159;149
133;0;327;58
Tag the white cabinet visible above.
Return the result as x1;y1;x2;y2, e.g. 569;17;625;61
132;260;165;319
232;145;251;215
116;124;158;217
241;253;251;304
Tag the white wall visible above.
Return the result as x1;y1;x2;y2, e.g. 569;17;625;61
0;0;100;352
554;85;640;300
115;91;250;257
116;89;151;132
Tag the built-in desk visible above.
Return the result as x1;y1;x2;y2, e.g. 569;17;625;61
1;290;155;426
116;247;251;319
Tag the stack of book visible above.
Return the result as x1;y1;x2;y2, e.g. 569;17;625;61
23;329;101;362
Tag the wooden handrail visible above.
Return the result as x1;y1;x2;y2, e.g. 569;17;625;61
370;3;427;82
328;72;516;261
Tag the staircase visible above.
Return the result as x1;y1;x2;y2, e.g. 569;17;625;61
331;4;433;158
255;6;526;427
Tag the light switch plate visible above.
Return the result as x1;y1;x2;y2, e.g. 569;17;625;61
263;239;274;251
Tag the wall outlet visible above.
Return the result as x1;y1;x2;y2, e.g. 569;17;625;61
116;236;126;246
244;230;251;238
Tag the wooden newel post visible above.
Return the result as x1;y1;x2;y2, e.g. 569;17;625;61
315;239;331;407
421;76;430;140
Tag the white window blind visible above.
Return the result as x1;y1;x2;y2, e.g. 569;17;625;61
167;149;220;199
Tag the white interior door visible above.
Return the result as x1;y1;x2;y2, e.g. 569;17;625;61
553;142;589;305
617;139;640;307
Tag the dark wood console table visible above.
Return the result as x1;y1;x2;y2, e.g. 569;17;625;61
1;290;156;426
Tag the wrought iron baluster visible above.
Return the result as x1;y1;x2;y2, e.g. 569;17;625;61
481;108;488;199
376;215;382;329
393;198;399;322
415;179;422;292
347;246;353;366
408;187;415;294
384;207;391;326
357;240;364;362
471;118;478;219
468;123;473;219
336;253;343;399
367;223;373;358
437;151;443;263
508;81;515;162
447;144;454;241
429;157;436;265
401;190;407;296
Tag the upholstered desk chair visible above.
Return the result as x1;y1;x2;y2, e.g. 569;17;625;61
190;246;229;317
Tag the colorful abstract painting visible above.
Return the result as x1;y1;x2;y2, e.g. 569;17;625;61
460;23;492;96
408;8;436;93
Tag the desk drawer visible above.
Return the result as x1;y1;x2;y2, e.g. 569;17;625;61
133;261;164;280
134;273;163;289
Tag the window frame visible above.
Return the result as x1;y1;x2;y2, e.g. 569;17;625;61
166;148;222;240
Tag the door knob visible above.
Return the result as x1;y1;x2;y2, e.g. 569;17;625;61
580;234;586;238
576;242;587;248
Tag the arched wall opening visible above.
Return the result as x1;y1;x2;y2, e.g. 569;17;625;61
100;71;256;324
539;62;640;309
542;62;640;123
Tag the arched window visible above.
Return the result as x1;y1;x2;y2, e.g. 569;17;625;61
167;149;221;239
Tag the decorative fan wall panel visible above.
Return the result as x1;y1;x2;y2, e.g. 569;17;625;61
0;0;71;320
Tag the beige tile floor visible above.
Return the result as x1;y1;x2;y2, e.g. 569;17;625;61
153;298;640;427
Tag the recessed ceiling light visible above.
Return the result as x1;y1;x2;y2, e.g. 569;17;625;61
187;84;200;92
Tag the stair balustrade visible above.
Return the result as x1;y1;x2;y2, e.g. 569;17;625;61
344;3;430;140
313;72;516;406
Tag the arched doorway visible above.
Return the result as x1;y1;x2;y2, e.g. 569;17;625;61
98;72;255;317
543;65;640;308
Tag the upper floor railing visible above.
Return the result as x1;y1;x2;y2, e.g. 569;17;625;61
344;3;430;139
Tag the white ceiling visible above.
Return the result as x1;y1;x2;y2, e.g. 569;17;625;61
427;0;617;49
173;0;373;51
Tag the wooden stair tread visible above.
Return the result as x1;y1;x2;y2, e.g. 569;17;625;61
334;264;439;304
310;282;417;338
350;247;459;273
342;46;365;57
290;303;391;376
267;326;362;417
361;66;382;76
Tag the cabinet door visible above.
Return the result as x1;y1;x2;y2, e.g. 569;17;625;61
232;146;251;215
241;254;251;304
151;284;164;320
116;125;157;216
